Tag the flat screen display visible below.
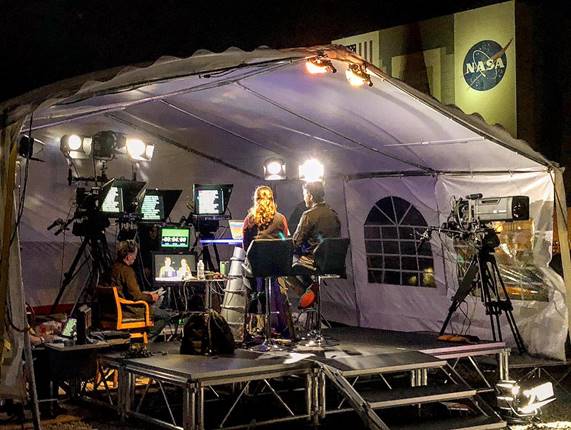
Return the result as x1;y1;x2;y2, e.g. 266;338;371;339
101;186;123;214
153;253;196;282
196;187;224;215
140;194;165;221
160;227;191;249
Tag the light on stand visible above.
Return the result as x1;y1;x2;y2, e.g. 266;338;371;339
126;138;154;161
263;158;286;180
345;63;373;87
299;159;324;182
92;130;124;160
60;134;92;159
306;57;337;74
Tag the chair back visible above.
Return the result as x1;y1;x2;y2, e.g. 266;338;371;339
247;239;293;277
314;238;350;277
96;285;120;327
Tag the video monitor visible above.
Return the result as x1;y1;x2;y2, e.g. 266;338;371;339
100;178;146;217
139;189;182;222
153;252;196;283
101;185;124;214
194;184;233;216
160;226;191;249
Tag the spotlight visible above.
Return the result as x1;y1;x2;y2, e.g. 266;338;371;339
496;380;556;418
299;159;324;182
60;134;92;159
345;63;373;87
263;158;287;180
306;57;337;74
519;382;555;415
126;137;154;161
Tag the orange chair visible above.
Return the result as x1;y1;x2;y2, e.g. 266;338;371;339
96;286;153;344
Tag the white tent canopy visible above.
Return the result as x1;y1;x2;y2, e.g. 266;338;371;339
1;45;569;385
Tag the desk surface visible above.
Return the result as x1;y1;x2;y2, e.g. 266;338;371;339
45;337;129;352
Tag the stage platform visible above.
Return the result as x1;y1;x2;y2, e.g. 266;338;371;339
94;327;509;430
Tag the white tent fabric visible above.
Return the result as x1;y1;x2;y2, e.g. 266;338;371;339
1;45;567;366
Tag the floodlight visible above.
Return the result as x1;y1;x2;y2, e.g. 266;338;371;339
126;137;154;161
60;134;92;159
299;159;324;182
263;158;286;180
345;63;373;87
305;57;337;75
92;130;124;160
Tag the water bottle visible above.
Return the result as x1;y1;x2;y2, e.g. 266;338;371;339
197;259;205;280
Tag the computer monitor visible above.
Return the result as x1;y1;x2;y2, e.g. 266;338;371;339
193;184;233;217
152;252;196;283
160;226;191;249
139;189;182;222
229;219;244;241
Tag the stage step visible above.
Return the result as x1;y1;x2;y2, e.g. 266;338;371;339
361;383;476;409
319;351;447;376
390;415;506;430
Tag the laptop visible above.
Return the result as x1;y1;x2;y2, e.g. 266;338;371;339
229;220;243;241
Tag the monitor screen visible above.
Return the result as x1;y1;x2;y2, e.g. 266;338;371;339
160;226;191;249
196;187;224;215
153;253;196;282
229;220;244;240
101;186;123;214
140;193;165;221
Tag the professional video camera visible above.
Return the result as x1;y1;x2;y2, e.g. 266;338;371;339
430;193;529;353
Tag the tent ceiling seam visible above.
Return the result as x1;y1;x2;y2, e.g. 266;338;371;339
105;112;262;180
235;81;435;174
344;169;550;181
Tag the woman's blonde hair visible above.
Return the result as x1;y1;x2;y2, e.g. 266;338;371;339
250;186;276;228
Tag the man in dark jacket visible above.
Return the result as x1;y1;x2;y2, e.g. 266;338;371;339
288;181;341;308
111;240;170;340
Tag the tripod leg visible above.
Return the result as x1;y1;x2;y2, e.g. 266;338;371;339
51;238;89;313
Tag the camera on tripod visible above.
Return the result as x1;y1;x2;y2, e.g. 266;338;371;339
72;186;111;237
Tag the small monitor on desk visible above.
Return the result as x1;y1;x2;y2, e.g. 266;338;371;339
160;226;191;249
152;252;197;283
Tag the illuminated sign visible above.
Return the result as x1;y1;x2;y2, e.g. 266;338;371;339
463;39;511;91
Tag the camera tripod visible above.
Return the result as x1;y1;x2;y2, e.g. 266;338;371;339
50;229;112;315
440;229;526;354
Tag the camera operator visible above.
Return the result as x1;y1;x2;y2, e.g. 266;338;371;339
111;240;170;341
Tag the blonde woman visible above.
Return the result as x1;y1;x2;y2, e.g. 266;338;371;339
242;185;289;250
242;186;293;338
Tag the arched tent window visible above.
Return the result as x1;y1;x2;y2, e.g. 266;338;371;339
364;196;435;287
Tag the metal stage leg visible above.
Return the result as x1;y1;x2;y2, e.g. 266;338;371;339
197;384;205;430
183;384;197;430
498;350;510;380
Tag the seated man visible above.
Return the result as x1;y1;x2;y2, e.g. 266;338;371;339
290;181;341;308
111;240;171;341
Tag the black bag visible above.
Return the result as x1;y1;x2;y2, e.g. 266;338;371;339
180;310;235;355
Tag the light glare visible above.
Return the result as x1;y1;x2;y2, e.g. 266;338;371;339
299;159;324;182
126;138;146;158
68;135;82;150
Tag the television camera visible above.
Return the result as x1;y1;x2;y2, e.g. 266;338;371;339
418;194;529;353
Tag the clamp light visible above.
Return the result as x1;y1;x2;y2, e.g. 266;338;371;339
306;57;337;75
345;63;373;87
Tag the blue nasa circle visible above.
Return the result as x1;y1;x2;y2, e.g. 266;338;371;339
463;40;508;91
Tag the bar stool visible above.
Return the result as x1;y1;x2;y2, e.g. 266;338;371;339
293;238;350;347
246;238;294;352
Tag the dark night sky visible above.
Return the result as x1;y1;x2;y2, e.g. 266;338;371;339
2;0;570;192
1;0;503;102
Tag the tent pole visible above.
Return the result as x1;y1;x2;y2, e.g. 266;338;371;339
342;179;361;326
553;169;571;349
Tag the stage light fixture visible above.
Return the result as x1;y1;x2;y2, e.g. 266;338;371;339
126;137;154;161
299;158;324;182
305;57;337;74
263;158;286;180
92;130;125;160
345;63;373;87
60;134;92;159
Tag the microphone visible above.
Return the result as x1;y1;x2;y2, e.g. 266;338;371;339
47;218;63;231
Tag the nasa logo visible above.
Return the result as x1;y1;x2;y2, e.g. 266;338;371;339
463;39;512;91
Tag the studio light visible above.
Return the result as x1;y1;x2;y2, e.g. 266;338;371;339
496;380;555;418
306;57;337;75
299;159;324;182
126;137;155;161
345;63;373;87
60;134;92;159
263;158;287;180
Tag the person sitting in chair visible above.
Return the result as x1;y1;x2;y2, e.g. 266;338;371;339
111;240;171;341
291;181;341;308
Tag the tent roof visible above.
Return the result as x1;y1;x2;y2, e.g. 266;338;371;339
3;45;554;178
